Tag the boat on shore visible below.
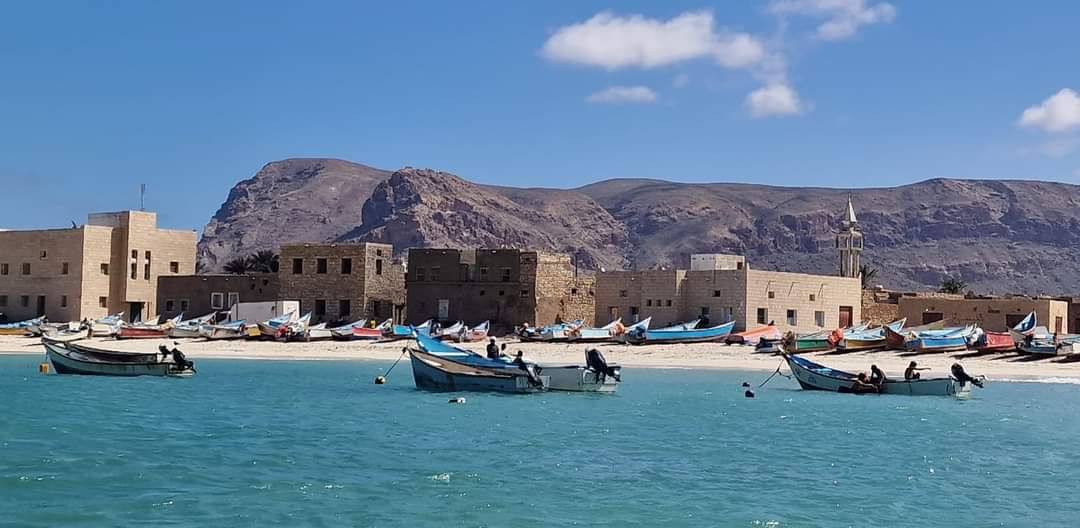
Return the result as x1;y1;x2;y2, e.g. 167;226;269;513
168;313;216;338
456;321;490;342
408;347;548;393
331;319;391;340
727;324;781;346
566;319;623;343
908;325;977;353
783;353;978;397
784;330;837;353
200;320;247;340
117;314;182;339
519;320;586;342
90;314;124;337
0;316;45;336
257;311;297;338
837;319;906;352
43;339;194;377
625;320;735;345
384;320;429;340
884;320;947;350
972;330;1016;352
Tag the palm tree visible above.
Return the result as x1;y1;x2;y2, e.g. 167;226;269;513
248;250;280;273
859;264;878;289
939;276;967;295
223;257;250;275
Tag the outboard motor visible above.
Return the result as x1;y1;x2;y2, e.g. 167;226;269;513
951;363;984;388
586;348;620;382
521;363;545;388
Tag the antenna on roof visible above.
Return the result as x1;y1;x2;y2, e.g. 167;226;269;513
139;184;146;211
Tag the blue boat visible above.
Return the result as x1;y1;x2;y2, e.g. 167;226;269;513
625;320;735;345
909;325;976;353
384;320;430;340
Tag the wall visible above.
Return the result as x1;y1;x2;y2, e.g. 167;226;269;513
157;274;279;319
744;269;862;333
897;297;1069;332
407;248;531;331
861;290;901;326
681;269;746;329
279;243;398;323
532;253;595;327
0;227;86;322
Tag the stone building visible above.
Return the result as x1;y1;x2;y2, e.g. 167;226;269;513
406;248;594;333
0;211;195;323
278;243;404;324
594;254;861;334
157;273;279;319
896;295;1068;333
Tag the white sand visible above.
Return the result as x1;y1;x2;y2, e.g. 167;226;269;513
5;334;1080;382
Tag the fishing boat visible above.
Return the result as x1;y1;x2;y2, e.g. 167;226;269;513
257;311;297;338
43;339;194;377
837;319;906;352
884;320;947;350
433;321;466;341
755;337;784;354
306;322;333;341
457;321;490;342
783;353;979;397
168;313;216;338
1018;336;1080;356
117;314;182;340
520;320;587;342
972;330;1015;352
90;314;125;337
415;334;619;392
785;330;836;353
199;320;247;340
278;312;312;341
383;320;429;341
908;325;977;353
566;318;623;343
611;317;652;343
0;316;45;336
408;348;547;393
330;319;390;340
727;324;781;346
1008;312;1038;345
625;320;735;345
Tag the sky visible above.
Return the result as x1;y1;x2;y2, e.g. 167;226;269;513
2;1;1080;232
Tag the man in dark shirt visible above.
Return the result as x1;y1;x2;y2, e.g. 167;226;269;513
486;338;499;359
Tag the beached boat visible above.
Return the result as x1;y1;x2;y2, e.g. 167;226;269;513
306;322;333;341
908;325;977;353
520;320;587;342
785;330;836;353
783;354;977;397
117;314;182;339
566;319;623;343
756;337;784;354
1018;336;1080;356
90;314;124;337
0;316;45;336
257;311;297;338
837;319;906;352
408;348;547;393
727;324;781;346
884;320;947;350
415;334;619;392
625;320;735;345
43;339;194;377
168;313;216;338
1008;312;1038;345
972;330;1015;352
330;319;390;340
433;321;465;341
457;321;490;342
200;320;247;340
278;312;312;341
611;317;652;344
384;320;429;340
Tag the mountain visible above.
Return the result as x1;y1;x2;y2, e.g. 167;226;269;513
198;158;1080;296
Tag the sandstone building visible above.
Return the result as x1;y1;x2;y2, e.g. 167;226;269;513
0;211;196;322
594;254;861;334
278;243;404;324
157;273;280;319
896;295;1068;333
406;248;594;333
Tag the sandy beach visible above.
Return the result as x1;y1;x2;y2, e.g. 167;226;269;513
5;334;1080;382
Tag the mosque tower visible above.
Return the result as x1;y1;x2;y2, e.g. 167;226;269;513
836;196;863;279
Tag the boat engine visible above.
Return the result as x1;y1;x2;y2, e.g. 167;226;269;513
586;348;620;382
951;363;984;388
521;363;545;388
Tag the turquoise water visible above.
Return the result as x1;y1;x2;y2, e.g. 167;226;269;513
1;354;1077;527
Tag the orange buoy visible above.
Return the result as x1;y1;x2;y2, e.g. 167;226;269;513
39;363;50;374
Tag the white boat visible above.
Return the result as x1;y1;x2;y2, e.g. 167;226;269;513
541;349;621;392
566;318;623;343
90;313;124;337
306;323;333;341
200;320;247;340
784;354;978;397
43;339;193;377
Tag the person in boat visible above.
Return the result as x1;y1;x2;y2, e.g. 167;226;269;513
172;347;193;371
869;364;887;388
486;338;500;359
905;361;928;380
512;351;527;367
851;372;878;393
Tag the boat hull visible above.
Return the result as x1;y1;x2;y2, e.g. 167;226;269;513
626;321;735;345
44;341;179;377
911;336;969;353
168;327;203;339
117;327;169;339
785;354;970;397
409;350;546;393
542;365;619;393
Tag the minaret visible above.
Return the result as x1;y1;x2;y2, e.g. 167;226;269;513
836;195;863;278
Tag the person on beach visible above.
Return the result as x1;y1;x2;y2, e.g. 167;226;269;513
869;364;887;388
486;338;499;359
905;361;927;380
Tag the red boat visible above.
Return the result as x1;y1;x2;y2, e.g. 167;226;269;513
727;324;781;346
975;331;1016;352
117;326;169;339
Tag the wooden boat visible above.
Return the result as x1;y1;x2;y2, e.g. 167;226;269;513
755;337;784;354
612;317;652;343
457;321;490;343
520;320;587;342
117;314;182;340
432;321;466;341
908;325;977;353
408;348;547;393
566;319;622;343
973;330;1015;352
1018;337;1080;356
43;339;193;377
786;330;835;353
784;353;976;397
384;320;429;341
625;320;735;345
278;312;312;341
727;324;781;346
90;314;124;337
837;319;906;352
200;320;247;340
884;320;947;350
415;334;618;392
0;316;44;335
1008;311;1038;345
168;313;215;338
330;319;390;340
306;322;333;341
257;311;297;338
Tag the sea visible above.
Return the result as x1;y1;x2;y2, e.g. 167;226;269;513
1;354;1077;527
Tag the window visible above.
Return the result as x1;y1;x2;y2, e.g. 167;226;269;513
630;306;640;316
339;300;351;317
767;291;775;299
376;249;383;257
618;290;628;298
0;263;7;275
170;261;179;273
701;306;711;316
479;267;489;280
211;292;224;310
144;261;151;280
40;250;47;259
498;290;505;296
479;290;486;296
416;268;426;281
292;258;303;274
501;268;511;282
100;263;109;275
757;308;768;325
430;267;441;281
60;295;67;308
315;299;326;316
99;296;108;308
787;309;797;326
375;259;383;275
809;294;816;302
713;290;721;297
227;292;240;308
166;300;175;312
316;258;327;274
0;295;6;307
62;262;69;275
22;263;30;275
145;250;151;261
180;299;189;312
815;310;826;327
521;289;529;297
130;263;137;279
646;299;652;307
21;295;30;307
131;250;138;259
666;300;672;307
571;288;578;295
341;258;352;274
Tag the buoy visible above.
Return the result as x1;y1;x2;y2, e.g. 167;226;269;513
741;382;750;388
744;390;755;398
39;363;50;374
448;397;466;404
374;376;386;385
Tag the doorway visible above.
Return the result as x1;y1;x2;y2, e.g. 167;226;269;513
35;296;46;317
129;302;144;322
838;306;853;328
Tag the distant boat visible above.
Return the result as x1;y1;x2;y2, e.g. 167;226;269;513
384;320;429;341
306;322;333;341
457;321;490;343
755;337;784;354
611;317;652;343
972;330;1015;352
90;314;124;337
117;314;182;340
200;320;247;340
0;316;45;336
257;311;296;338
837;319;906;352
168;313;216;338
884;319;947;350
331;319;391;340
908;325;977;353
786;330;836;353
433;321;465;341
625;320;735;345
565;318;622;343
43;339;194;377
784;353;978;397
408;348;547;393
727;324;781;346
520;320;586;342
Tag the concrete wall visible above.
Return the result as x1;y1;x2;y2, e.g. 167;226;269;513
279;243;402;324
745;269;861;333
157;274;279;319
0;228;85;322
897;297;1069;332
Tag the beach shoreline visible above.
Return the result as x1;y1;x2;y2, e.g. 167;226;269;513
5;334;1080;382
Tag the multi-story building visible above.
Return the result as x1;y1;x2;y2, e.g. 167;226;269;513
278;242;404;324
594;255;861;334
157;273;280;319
0;211;196;322
406;248;594;333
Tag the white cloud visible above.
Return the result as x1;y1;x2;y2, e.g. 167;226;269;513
746;84;804;117
542;10;764;70
1019;89;1080;133
585;86;658;104
769;0;897;40
672;74;690;88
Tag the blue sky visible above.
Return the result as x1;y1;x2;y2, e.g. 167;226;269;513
2;1;1079;232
